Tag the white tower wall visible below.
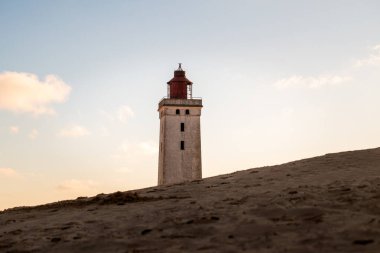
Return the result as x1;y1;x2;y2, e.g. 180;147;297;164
158;99;202;185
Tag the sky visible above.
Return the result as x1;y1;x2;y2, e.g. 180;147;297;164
1;0;380;210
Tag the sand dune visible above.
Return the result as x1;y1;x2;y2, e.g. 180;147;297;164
1;148;380;252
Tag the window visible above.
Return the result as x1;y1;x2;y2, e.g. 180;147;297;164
176;109;180;115
181;123;185;132
181;141;185;150
186;109;190;115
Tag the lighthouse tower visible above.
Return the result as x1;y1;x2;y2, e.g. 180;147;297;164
158;64;203;185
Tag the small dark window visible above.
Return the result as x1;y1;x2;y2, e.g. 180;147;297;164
180;141;185;150
176;109;180;115
186;109;190;115
181;123;185;132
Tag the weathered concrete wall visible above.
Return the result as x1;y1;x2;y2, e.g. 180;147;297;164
158;99;202;185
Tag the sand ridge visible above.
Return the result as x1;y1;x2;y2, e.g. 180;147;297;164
1;148;380;252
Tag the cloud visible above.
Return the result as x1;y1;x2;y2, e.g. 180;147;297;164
274;75;352;90
117;106;134;123
9;126;19;134
114;167;134;174
111;140;158;160
119;140;158;155
281;107;295;119
355;44;380;67
0;71;71;115
0;168;18;177
99;126;110;137
100;105;135;124
58;125;90;137
56;179;98;193
119;141;131;154
138;141;158;155
28;129;38;140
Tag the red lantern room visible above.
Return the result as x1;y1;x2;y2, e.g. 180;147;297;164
167;63;193;99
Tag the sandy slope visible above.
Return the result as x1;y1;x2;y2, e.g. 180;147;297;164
1;148;380;253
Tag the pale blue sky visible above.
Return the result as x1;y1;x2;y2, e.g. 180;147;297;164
1;0;380;210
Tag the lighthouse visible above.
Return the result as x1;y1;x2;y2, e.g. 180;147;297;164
158;64;203;185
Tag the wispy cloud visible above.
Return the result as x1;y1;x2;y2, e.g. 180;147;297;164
0;72;71;115
275;43;379;90
274;75;352;90
99;126;110;137
56;179;99;193
114;167;134;174
28;129;38;140
100;105;135;124
0;168;18;177
119;141;131;155
112;140;158;159
355;44;380;67
117;106;134;123
9;126;19;134
138;141;158;155
58;125;90;137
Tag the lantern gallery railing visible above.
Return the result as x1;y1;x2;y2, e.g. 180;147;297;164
158;97;203;108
